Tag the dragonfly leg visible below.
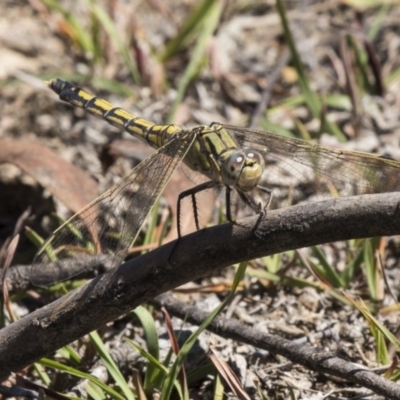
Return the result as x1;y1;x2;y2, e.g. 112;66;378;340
225;186;234;222
257;184;273;210
237;190;263;214
237;190;267;235
228;185;273;236
254;185;273;237
177;181;216;238
226;185;273;221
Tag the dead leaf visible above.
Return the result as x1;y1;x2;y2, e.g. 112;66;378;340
100;139;152;173
209;346;251;400
0;138;98;214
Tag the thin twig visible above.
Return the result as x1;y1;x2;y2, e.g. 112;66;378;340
152;292;400;399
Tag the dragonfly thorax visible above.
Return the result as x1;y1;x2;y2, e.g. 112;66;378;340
220;149;265;192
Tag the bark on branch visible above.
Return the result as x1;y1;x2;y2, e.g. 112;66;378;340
1;192;400;387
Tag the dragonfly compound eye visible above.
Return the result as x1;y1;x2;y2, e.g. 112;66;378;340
220;149;265;191
236;149;265;192
221;152;246;187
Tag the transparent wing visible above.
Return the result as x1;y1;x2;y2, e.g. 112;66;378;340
225;124;400;205
31;131;195;287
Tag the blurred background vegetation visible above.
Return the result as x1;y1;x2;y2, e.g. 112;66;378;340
1;0;400;398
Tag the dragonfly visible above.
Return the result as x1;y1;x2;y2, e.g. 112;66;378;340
31;78;400;286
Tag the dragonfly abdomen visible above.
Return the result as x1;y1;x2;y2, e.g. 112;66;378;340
47;78;181;149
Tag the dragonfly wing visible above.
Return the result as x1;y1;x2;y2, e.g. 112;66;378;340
31;131;195;287
225;124;400;199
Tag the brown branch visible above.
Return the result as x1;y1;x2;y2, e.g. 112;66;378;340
1;192;400;382
152;293;400;399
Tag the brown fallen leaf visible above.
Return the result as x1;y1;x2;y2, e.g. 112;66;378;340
209;346;251;400
0;138;98;214
100;139;152;174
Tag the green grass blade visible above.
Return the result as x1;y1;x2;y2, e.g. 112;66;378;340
371;322;389;365
161;0;217;62
89;3;102;62
126;337;180;395
340;245;364;287
86;380;107;400
346;296;400;354
32;362;51;386
166;0;222;123
160;262;248;400
262;253;282;274
275;0;346;141
275;0;319;117
259;119;299;139
347;35;374;94
246;264;322;290
56;345;82;365
363;238;381;302
85;0;140;83
39;357;126;399
25;226;44;248
186;362;215;385
133;306;164;391
309;246;345;288
41;0;95;55
89;331;135;400
213;373;225;400
142;199;161;249
125;338;169;375
367;3;391;41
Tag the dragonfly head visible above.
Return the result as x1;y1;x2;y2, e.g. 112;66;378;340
221;149;265;192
